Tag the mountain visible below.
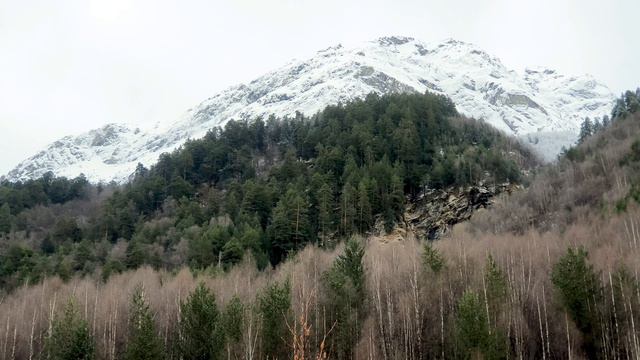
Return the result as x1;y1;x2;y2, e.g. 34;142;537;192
4;36;615;183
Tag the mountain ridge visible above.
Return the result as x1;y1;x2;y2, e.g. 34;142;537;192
4;36;615;183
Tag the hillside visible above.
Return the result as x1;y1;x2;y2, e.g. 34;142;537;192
0;91;637;360
4;36;613;183
0;92;536;287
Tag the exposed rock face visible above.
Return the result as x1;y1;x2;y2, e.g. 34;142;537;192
403;184;518;240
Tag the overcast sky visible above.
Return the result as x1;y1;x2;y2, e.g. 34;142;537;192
0;0;638;175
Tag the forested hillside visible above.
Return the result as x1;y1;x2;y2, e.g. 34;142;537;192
5;90;640;359
0;92;532;291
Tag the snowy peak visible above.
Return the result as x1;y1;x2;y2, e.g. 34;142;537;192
5;36;615;183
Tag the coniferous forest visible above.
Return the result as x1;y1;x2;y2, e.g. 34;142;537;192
2;90;640;359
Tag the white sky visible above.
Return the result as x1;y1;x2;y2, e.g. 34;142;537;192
1;0;638;175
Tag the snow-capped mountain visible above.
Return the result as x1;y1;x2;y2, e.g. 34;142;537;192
5;36;615;183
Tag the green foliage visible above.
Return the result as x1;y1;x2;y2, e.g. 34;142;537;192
267;186;311;263
0;93;533;289
125;240;146;269
0;203;12;234
612;89;640;121
258;279;291;359
45;299;95;360
484;255;507;307
578;117;594;144
0;173;88;216
422;243;445;274
179;283;224;360
0;245;36;288
125;286;164;360
552;247;602;354
316;181;335;245
322;239;367;358
221;296;244;358
455;290;506;360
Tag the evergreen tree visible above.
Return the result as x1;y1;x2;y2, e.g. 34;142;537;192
484;255;507;328
179;283;224;360
125;240;146;269
455;290;506;360
578;117;593;143
422;243;445;274
222;296;244;359
356;180;373;233
125;286;164;360
323;239;366;358
317;182;335;246
552;247;602;355
339;183;357;235
0;203;12;234
258;280;291;359
45;300;95;360
267;187;310;263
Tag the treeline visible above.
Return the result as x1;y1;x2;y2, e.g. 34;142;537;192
0;173;89;234
3;207;640;360
575;88;640;146
0;93;532;290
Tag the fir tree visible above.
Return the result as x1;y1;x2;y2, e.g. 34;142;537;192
222;296;244;359
179;283;224;360
322;239;366;358
340;183;357;236
578;117;593;143
258;280;291;359
125;286;164;360
267;187;310;263
455;290;507;360
356;180;373;233
317;182;335;246
0;203;12;234
552;247;602;355
422;243;445;274
45;300;95;360
484;255;507;328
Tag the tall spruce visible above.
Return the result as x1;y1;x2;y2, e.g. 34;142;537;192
455;290;507;360
258;280;291;359
323;239;366;358
552;247;602;356
179;283;224;360
125;286;164;360
45;299;95;360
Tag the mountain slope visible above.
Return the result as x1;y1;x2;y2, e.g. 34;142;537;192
5;36;614;183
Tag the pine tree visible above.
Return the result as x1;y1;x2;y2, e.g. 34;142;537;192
222;296;244;359
317;182;335;246
258;280;291;359
125;240;146;269
356;180;373;233
179;283;224;360
0;203;12;234
322;239;366;358
552;247;602;354
125;286;164;360
455;290;506;360
45;300;95;360
340;183;357;236
422;243;445;274
578;117;593;143
268;187;311;263
484;255;507;328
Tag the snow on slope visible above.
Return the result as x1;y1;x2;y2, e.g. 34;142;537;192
5;36;615;183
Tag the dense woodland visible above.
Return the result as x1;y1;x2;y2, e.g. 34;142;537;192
0;93;530;289
0;90;639;359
